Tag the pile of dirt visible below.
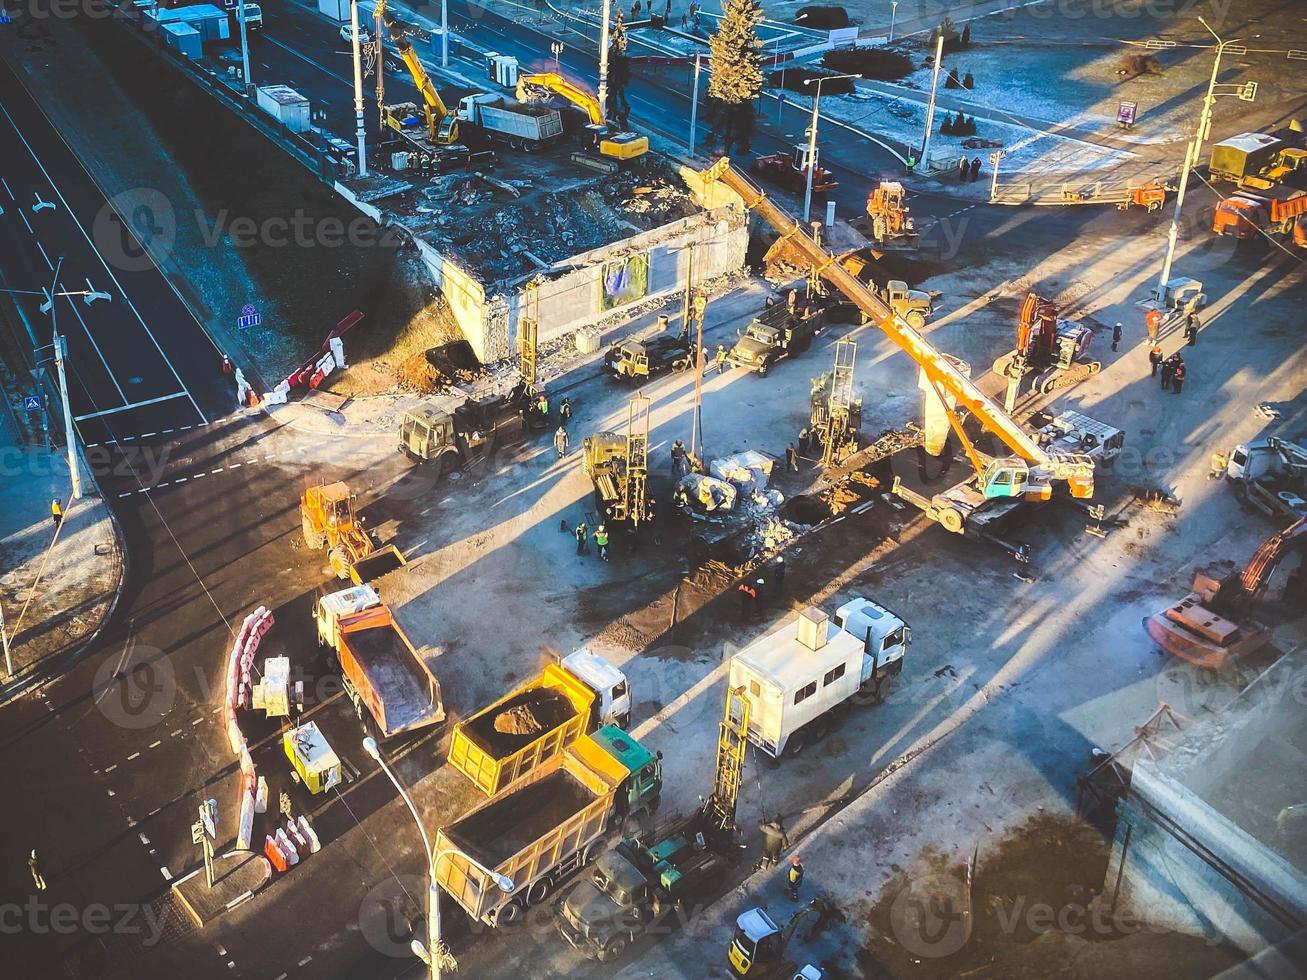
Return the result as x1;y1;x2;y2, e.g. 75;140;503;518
466;689;576;755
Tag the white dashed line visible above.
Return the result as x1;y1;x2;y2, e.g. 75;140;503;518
191;717;204;726
141;431;156;438
138;832;151;846
171;729;183;737
104;764;117;773
228;462;241;468
297;956;313;967
126;751;140;761
211;468;224;475
160;866;172;881
148;740;161;749
174;477;187;483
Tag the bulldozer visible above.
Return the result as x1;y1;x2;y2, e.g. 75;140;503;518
300;482;406;583
864;180;917;249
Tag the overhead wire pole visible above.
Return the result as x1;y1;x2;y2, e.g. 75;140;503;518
237;0;252;93
597;0;612;126
47;258;80;501
801;73;860;224
919;31;945;171
1156;18;1244;301
689;54;702;155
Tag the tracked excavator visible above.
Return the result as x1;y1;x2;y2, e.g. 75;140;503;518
515;72;648;160
696;159;1108;550
992;291;1100;407
1143;517;1307;669
377;0;459;147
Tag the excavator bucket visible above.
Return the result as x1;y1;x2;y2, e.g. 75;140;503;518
349;545;406;584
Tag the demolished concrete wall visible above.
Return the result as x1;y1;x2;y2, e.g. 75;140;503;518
437;204;748;362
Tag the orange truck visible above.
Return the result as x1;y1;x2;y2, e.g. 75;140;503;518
1212;190;1307;244
313;585;444;738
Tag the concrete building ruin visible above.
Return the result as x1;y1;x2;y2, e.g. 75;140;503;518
341;155;748;362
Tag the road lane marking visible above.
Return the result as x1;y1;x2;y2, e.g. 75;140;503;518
0;99;207;423
160;866;172;880
62;286;129;401
75;391;189;420
1;177;11;199
148;739;162;748
127;751;140;760
18;207;33;234
104;764;117;773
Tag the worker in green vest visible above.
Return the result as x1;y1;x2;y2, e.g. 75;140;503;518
593;524;609;562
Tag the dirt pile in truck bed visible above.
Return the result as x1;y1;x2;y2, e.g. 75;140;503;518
451;770;594;865
466;689;576;754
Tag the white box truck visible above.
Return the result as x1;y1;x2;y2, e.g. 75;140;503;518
256;85;311;133
729;600;910;760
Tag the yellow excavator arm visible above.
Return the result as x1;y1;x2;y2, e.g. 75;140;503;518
515;71;648;160
378;3;458;144
698;158;1094;496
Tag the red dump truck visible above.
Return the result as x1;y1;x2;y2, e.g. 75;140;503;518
448;650;633;796
435;726;662;927
314;585;444;738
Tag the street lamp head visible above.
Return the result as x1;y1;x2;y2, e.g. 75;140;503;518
362;736;380;760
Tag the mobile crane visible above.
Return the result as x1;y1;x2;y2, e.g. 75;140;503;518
515;72;648;160
377;1;459;147
696;159;1101;543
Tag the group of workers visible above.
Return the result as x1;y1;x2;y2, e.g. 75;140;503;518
1147;347;1188;394
571;519;610;562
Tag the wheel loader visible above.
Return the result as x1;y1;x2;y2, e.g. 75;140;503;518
300;482;406;583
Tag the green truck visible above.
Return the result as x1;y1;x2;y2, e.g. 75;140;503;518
435;726;662;927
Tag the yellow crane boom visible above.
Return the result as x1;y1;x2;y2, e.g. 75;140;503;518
697;158;1094;497
378;3;457;144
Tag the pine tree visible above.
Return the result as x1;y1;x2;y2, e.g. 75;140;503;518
611;8;628;56
941;112;954;135
961;23;971;48
608;9;632;127
707;0;763;154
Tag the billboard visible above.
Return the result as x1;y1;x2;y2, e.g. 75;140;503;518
600;252;650;311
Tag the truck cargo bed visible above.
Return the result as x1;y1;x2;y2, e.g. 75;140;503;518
343;626;440;734
447;769;594;865
463;689;575;755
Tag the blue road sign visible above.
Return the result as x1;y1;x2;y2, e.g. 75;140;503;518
23;395;41;411
237;304;261;329
0;8;11;24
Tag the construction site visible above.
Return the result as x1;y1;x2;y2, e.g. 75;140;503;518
3;2;1307;980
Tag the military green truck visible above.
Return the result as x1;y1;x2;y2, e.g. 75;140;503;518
605;335;695;382
725;305;825;376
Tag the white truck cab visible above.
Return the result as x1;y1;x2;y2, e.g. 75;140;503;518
561;647;632;730
314;584;382;648
729;600;911;759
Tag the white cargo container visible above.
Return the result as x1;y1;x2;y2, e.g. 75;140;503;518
729;601;910;759
148;4;230;43
256;85;311;133
318;0;348;22
161;22;203;59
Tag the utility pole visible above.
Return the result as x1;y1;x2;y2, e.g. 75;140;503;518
689;292;707;462
375;3;385;130
238;0;252;93
1156;18;1252;302
350;0;369;177
801;73;860;224
48;258;80;501
919;31;945;170
888;0;898;43
1;601;12;678
689;54;702;155
440;0;448;67
597;0;612;126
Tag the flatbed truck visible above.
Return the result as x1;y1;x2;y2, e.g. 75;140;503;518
435;726;662;927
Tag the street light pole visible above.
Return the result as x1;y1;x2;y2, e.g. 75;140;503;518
363;738;513;980
689;53;702;155
801;73;860;224
1156;18;1236;300
237;0;252;93
597;0;612;126
350;0;369;177
919;31;945;170
440;0;448;67
45;258;81;501
889;0;898;43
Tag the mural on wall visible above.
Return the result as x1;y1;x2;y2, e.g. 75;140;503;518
600;252;650;311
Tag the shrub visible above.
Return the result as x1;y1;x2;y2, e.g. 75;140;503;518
1118;52;1163;78
795;5;849;29
963;72;974;89
945;67;961;89
961;23;971;47
822;47;913;80
930;16;964;54
940;113;955;135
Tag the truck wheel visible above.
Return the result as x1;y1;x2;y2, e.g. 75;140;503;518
938;507;965;534
328;548;350;580
906;310;926;330
599;936;627;962
783;731;806;758
496;897;526;926
526;877;554;905
302;515;325;551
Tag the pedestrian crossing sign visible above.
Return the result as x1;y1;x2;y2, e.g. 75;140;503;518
23;395;40;411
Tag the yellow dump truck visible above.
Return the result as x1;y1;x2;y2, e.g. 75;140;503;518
435;726;662;927
448;650;632;796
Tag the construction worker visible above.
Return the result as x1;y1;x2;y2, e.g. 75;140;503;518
1171;356;1186;395
1145;307;1162;342
715;344;728;374
786;854;805;900
1148;344;1164;377
1185;312;1200;346
785;442;799;472
672;482;689;511
757;816;789;869
536;393;549;419
764;292;777;309
670;439;687;478
771;554;786;592
559;397;572;426
969;156;981;182
785;289;797;313
1111;322;1122;352
50;498;63;527
594;524;609;562
1160;356;1174;391
737;579;758;620
574;521;588;555
1209;449;1228;481
797;427;811;457
554;426;569;459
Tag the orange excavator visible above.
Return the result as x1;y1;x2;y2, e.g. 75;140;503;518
991;291;1100;401
1143;517;1307;669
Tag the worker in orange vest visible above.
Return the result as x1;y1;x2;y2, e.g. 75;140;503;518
1145;307;1162;342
